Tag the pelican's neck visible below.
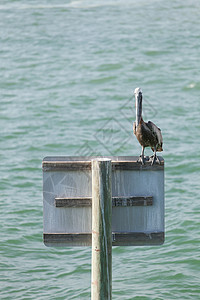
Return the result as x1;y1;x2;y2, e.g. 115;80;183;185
135;92;142;127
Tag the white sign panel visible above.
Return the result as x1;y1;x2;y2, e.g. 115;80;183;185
43;156;164;246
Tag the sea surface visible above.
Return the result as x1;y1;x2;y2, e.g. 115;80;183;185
0;0;200;299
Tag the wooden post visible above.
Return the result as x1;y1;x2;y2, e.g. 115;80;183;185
91;158;112;300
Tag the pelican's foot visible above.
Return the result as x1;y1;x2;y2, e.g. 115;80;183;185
137;155;147;165
149;155;161;165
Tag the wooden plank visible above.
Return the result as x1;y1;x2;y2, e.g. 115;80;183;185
43;232;164;246
112;232;164;246
55;197;91;207
112;161;164;171
43;155;164;163
43;233;91;246
55;196;153;207
42;156;164;172
42;161;91;172
112;196;153;206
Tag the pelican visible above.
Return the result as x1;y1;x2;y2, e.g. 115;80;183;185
133;87;163;165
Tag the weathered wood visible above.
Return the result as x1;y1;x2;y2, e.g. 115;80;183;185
55;196;153;207
42;161;91;172
112;160;164;171
92;159;112;300
42;156;164;172
55;197;91;207
43;232;164;246
113;196;152;206
43;233;91;246
112;232;164;246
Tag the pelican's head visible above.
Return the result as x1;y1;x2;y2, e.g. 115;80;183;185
134;87;142;97
134;87;143;126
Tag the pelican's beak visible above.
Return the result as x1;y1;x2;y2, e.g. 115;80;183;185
135;91;142;126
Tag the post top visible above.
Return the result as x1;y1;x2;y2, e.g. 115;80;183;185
91;158;111;162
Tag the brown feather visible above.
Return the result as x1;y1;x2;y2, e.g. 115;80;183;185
134;118;163;152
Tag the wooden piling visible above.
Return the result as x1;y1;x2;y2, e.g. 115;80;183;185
91;158;112;300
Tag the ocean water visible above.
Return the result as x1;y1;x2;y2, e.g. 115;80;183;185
0;0;200;299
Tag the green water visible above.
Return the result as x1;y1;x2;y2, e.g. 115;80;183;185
0;0;200;299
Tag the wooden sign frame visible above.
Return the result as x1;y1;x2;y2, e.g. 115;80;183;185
43;156;164;247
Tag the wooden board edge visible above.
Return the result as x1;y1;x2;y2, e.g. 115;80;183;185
42;156;164;171
54;196;153;207
43;232;164;247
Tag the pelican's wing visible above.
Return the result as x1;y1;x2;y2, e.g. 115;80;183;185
146;121;163;147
